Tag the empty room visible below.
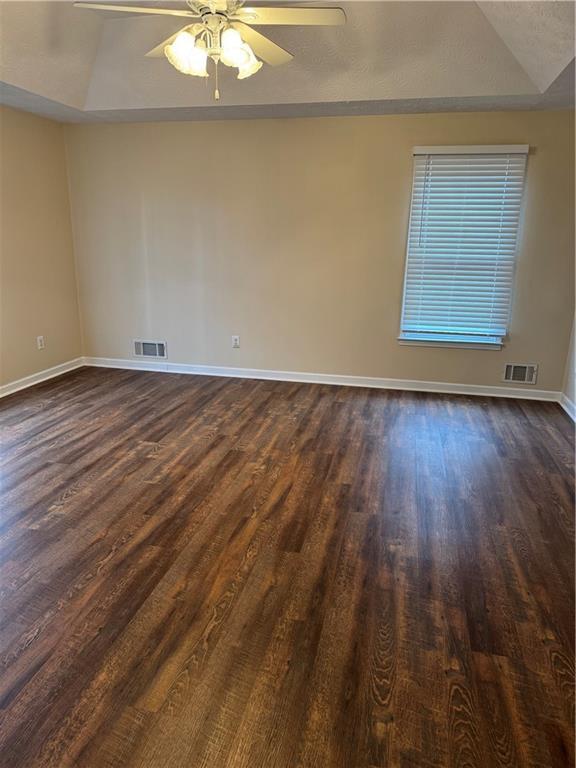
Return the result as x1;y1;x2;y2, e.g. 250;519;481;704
0;1;574;766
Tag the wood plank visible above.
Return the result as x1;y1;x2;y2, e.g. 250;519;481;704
0;367;573;768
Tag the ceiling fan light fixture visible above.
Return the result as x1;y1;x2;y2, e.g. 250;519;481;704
221;27;243;51
221;47;251;68
165;31;208;77
221;45;251;68
237;47;263;79
75;1;346;97
220;27;250;68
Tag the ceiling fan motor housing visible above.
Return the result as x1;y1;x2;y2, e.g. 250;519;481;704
198;7;228;22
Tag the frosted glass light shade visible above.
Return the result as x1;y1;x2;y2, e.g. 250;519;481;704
165;32;208;77
221;28;251;68
221;46;251;67
237;46;263;79
221;28;242;50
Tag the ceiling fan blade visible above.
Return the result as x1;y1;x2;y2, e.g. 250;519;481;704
233;6;345;26
231;22;293;66
74;3;199;18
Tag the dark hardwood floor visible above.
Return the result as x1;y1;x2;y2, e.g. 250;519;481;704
0;366;573;768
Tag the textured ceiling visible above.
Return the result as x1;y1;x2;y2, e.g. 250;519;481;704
477;1;575;92
0;0;574;122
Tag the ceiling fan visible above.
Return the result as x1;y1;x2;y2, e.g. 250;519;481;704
74;1;346;100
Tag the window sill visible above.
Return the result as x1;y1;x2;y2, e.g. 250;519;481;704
398;334;503;350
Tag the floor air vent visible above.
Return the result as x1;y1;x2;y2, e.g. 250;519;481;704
503;363;538;384
134;340;167;359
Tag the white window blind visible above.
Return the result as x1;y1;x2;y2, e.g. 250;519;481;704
399;146;528;347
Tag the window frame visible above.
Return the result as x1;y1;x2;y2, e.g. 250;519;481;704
398;145;529;350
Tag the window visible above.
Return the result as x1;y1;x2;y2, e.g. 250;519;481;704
399;145;528;348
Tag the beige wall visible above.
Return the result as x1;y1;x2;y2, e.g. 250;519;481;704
0;106;82;385
65;110;574;391
563;319;575;404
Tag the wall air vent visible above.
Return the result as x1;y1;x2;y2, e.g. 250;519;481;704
134;340;167;359
503;363;538;385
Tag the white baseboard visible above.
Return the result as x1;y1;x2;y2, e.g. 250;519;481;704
560;393;576;421
83;356;563;404
1;355;569;414
0;358;85;399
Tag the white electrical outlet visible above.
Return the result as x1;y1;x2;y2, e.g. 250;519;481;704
231;335;240;349
36;335;45;350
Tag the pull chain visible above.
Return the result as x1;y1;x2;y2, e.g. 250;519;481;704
214;58;220;101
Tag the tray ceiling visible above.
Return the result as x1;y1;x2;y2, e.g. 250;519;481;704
0;1;574;122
